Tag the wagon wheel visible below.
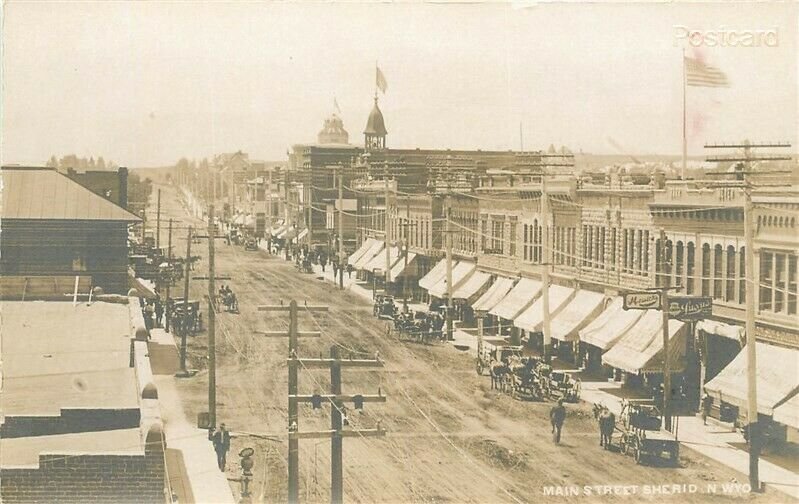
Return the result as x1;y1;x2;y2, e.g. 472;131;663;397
633;441;642;464
476;360;484;376
619;436;627;455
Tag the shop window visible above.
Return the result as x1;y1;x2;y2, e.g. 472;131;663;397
701;244;711;296
713;245;723;300
686;242;696;294
789;255;797;315
760;251;773;312
726;246;736;302
675;242;684;288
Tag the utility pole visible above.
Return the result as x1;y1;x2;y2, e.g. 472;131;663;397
398;197;418;310
445;196;454;341
541;173;552;361
338;167;345;289
293;346;386;504
207;204;217;430
166;218;173;332
285;171;291;261
258;300;387;504
156;189;162;249
180;226;192;374
743;185;760;490
384;163;392;289
659;228;672;432
256;301;327;503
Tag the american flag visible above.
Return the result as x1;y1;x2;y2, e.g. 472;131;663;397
685;56;729;88
376;66;388;94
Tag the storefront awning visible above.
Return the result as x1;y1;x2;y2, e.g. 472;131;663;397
452;270;492;303
602;311;687;374
297;228;309;241
513;285;574;333
705;342;799;416
390;252;417;280
579;297;644;351
773;393;799;429
364;246;401;274
429;261;475;298
489;278;542;321
348;238;378;267
549;290;605;341
418;259;449;291
232;214;245;225
472;277;515;313
696;320;744;341
353;240;385;270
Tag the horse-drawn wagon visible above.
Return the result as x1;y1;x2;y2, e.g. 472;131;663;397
617;399;679;465
547;371;581;403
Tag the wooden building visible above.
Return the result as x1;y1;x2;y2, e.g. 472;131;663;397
0;166;140;295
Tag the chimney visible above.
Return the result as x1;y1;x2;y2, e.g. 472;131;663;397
118;167;128;208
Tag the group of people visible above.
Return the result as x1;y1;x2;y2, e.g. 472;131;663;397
218;285;238;312
141;296;165;331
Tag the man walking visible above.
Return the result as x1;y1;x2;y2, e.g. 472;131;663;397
550;399;566;443
701;391;713;425
211;423;231;471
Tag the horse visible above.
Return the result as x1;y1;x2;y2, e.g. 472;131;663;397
593;403;616;449
490;361;511;391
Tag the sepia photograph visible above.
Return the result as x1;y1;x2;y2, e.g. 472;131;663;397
1;1;797;503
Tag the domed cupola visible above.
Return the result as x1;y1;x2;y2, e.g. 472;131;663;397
364;97;387;150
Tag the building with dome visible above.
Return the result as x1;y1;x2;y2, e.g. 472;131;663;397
364;97;387;150
318;114;349;145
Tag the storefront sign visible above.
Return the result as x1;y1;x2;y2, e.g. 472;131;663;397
623;291;661;310
668;296;713;321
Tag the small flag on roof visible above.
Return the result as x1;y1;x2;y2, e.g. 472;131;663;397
685;56;729;88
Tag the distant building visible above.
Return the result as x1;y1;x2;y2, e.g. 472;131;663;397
64;166;129;208
0;166;140;294
318;113;349;144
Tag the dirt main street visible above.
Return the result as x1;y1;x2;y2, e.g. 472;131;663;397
153;183;773;503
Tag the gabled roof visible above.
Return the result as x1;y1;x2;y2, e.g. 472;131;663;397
1;167;141;221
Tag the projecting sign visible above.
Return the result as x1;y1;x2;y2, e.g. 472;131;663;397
623;291;661;310
667;296;713;321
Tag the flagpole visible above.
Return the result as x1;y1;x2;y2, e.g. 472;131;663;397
682;48;687;180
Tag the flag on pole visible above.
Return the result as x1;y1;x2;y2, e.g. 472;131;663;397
333;97;341;114
376;66;388;94
684;56;729;87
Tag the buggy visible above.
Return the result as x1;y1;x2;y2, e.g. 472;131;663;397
547;371;581;402
476;340;522;376
244;238;258;251
616;399;679;465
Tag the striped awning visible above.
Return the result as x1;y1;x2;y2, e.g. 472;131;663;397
348;238;378;267
472;277;515;313
353;240;385;270
706;342;799;416
549;290;605;341
418;259;449;291
452;271;492;303
513;285;574;333
428;261;476;298
390;252;417;279
579;297;645;351
602;312;687;374
489;278;542;321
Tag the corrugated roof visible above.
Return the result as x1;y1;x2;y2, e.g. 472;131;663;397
1;167;141;221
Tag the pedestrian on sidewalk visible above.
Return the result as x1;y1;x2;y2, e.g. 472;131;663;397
701;391;713;425
550;399;566;443
211;423;231;471
154;297;164;328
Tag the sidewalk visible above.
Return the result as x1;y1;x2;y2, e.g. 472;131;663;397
153;329;236;504
580;380;799;499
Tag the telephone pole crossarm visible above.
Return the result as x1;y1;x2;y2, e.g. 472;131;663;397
289;429;387;440
289;358;384;368
256;330;321;338
290;394;386;404
258;304;329;312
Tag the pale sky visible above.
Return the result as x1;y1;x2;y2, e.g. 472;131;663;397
2;1;797;167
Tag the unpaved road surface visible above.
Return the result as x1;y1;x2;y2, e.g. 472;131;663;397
155;183;775;503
